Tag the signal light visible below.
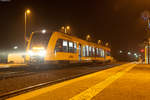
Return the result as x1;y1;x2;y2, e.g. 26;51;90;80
140;49;144;53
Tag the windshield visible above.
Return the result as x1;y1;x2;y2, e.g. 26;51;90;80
30;32;52;49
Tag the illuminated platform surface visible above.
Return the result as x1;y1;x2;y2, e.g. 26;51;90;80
0;64;27;68
7;63;150;100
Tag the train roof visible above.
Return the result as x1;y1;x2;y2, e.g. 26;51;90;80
53;31;111;51
32;30;111;51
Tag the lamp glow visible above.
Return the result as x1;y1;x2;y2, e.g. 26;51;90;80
26;9;31;14
42;29;46;34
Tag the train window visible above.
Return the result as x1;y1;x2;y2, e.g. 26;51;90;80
55;39;63;52
93;47;95;56
69;41;74;53
98;48;104;57
63;40;67;46
86;45;89;56
101;49;105;57
30;32;52;49
84;46;87;56
82;46;86;56
55;39;69;52
63;40;68;52
96;48;99;57
89;46;92;56
98;48;101;57
91;47;93;56
74;42;77;53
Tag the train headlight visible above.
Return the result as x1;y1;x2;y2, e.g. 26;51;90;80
38;50;46;56
28;50;34;56
27;49;46;57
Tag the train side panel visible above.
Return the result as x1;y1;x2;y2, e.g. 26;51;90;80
25;31;113;64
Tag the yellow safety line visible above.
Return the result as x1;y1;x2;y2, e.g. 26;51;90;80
7;63;134;100
69;64;136;100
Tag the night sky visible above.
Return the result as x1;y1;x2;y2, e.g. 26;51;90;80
0;0;150;56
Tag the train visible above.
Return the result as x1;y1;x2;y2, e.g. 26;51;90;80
25;30;113;64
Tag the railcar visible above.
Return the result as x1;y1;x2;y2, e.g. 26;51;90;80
25;30;113;64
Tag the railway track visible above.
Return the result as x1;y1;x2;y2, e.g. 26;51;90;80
0;71;36;80
0;63;121;100
0;63;108;80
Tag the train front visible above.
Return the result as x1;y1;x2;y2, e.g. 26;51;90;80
25;30;52;64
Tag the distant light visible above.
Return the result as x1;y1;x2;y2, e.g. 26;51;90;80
128;52;131;55
86;34;91;41
61;26;65;30
119;50;123;53
42;29;46;34
140;49;144;53
98;40;102;44
105;42;109;46
134;53;138;58
134;53;137;56
135;55;138;58
13;46;18;50
66;26;70;30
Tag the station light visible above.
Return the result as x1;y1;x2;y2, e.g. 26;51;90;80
98;40;102;44
61;26;65;30
128;52;131;55
26;9;31;14
134;53;137;56
105;42;109;46
66;26;70;30
119;50;123;53
86;34;91;41
13;46;18;50
42;29;46;34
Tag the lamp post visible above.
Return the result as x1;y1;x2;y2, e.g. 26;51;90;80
142;11;150;64
61;26;70;34
24;9;31;47
86;34;91;41
145;18;150;64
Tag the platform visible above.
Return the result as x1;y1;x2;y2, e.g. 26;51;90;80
0;64;27;68
7;63;150;100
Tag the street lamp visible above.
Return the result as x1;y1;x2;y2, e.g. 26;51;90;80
13;46;18;50
119;50;123;53
86;34;91;41
61;26;70;34
24;9;31;46
105;42;109;46
26;9;30;14
128;52;131;55
98;40;102;44
66;26;70;30
42;29;46;34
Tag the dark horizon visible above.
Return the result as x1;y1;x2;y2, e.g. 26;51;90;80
0;0;149;55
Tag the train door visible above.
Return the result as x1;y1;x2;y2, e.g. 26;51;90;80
78;44;81;61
